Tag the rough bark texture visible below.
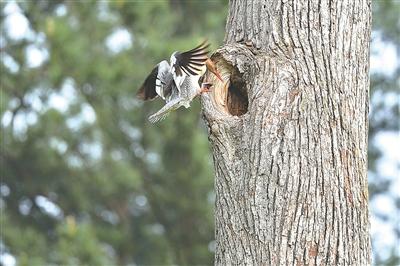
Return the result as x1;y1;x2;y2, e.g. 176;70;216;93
201;0;372;265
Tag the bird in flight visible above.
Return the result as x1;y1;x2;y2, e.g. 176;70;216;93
136;41;223;123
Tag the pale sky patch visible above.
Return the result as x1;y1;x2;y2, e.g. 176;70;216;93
35;195;63;219
0;253;16;266
3;2;34;41
370;216;397;260
1;111;13;127
370;32;399;76
371;194;396;217
49;137;68;154
375;131;400;179
105;28;133;54
48;79;78;112
80;141;103;161
66;103;97;130
1;53;20;73
55;4;67;17
26;44;49;68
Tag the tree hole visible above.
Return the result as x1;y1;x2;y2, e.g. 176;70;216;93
207;57;249;117
226;70;248;116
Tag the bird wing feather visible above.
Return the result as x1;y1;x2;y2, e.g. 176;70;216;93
137;60;177;101
136;64;159;101
172;41;210;77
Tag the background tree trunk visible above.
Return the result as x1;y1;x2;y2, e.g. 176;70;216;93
202;0;372;265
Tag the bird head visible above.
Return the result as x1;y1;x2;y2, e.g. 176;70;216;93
205;58;223;82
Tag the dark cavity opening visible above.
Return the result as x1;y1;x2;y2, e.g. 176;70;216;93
227;70;248;116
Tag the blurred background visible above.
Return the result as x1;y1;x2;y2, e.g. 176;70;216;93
0;0;398;265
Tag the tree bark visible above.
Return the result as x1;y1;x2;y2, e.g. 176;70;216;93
201;0;372;265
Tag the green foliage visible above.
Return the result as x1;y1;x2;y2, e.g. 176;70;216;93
1;1;227;265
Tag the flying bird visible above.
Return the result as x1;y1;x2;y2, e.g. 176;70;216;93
136;41;223;123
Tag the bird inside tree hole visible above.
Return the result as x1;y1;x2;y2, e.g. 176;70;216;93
207;57;248;116
226;70;248;116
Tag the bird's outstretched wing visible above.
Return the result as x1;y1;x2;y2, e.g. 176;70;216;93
137;61;175;101
172;41;210;77
136;64;159;101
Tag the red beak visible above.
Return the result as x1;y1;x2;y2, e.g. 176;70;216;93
205;58;224;82
214;71;223;82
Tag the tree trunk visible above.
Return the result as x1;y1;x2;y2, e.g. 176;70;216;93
201;0;372;265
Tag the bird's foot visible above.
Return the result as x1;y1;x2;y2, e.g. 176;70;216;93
200;88;211;94
200;83;213;94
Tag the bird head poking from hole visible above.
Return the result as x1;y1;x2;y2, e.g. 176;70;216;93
206;58;223;82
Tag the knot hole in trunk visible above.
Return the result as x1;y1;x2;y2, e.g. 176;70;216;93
227;70;248;116
207;57;248;116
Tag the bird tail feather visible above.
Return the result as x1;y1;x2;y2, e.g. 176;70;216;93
149;111;171;123
148;97;182;123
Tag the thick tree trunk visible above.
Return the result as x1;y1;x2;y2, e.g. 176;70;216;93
201;0;371;265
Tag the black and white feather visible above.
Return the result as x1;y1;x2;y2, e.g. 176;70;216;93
136;41;210;123
170;41;209;77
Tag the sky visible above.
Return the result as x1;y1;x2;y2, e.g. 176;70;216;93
1;1;399;265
